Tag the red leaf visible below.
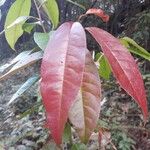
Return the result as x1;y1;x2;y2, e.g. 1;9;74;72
40;22;86;144
69;50;101;143
86;8;109;22
86;27;148;120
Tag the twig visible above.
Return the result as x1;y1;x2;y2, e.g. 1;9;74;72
38;0;46;9
33;0;46;33
66;0;86;10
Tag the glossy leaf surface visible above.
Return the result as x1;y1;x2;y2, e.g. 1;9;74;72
69;50;101;143
86;27;148;120
40;22;86;144
5;0;31;49
86;8;109;22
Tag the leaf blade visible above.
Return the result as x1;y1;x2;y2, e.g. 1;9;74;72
38;0;59;28
0;50;32;73
86;8;109;22
69;50;101;143
98;53;111;80
23;22;39;33
8;75;39;105
40;22;86;144
0;51;43;81
33;32;54;50
86;27;148;120
120;37;150;61
5;0;31;49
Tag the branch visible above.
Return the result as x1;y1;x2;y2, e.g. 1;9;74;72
33;0;46;33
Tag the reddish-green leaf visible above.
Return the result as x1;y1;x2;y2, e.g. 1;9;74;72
69;50;101;143
86;8;109;22
40;22;86;145
86;27;148;120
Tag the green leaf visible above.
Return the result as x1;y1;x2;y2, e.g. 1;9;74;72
98;53;111;80
22;23;35;33
5;0;31;50
2;16;35;35
6;16;30;29
34;32;49;50
38;0;59;28
71;143;87;150
120;37;150;61
7;75;39;105
34;32;54;50
22;22;37;33
95;53;101;61
63;122;72;143
23;21;43;33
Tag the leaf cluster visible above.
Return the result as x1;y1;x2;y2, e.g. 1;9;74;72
0;0;150;148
